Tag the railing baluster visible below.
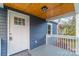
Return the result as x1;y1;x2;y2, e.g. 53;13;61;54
73;40;74;53
70;39;71;51
57;38;59;47
64;38;66;49
68;39;69;50
66;38;67;50
58;37;59;47
57;37;59;47
67;38;68;50
69;39;70;51
74;38;75;52
65;38;67;49
59;38;60;47
61;38;63;48
64;38;65;49
56;37;57;47
62;38;64;48
73;39;75;53
73;39;74;53
76;39;77;54
71;39;72;52
60;38;61;48
71;39;73;52
72;39;74;52
56;35;57;47
63;38;64;49
61;38;62;48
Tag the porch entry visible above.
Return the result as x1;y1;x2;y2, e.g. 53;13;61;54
7;10;30;55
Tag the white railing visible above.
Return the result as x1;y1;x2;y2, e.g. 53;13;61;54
46;34;77;53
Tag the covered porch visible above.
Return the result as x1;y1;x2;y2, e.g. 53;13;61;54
0;3;79;56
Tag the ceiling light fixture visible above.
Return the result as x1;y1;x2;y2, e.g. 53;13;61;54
41;6;48;13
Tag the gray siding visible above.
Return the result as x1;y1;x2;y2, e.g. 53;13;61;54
0;8;7;56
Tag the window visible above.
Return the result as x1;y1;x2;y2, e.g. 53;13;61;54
14;17;25;25
48;25;51;34
47;23;52;35
14;17;18;25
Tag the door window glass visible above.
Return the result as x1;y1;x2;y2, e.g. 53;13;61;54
14;17;25;25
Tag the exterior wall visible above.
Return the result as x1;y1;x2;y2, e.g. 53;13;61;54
30;16;47;49
0;36;1;56
0;8;7;56
7;10;30;55
51;22;57;46
52;22;57;34
0;7;47;55
47;21;57;46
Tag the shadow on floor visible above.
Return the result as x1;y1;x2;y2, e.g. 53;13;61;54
10;49;31;56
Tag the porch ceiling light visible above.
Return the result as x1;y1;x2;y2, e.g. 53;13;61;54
41;6;48;13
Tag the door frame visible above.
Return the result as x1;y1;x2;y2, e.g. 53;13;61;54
7;9;30;56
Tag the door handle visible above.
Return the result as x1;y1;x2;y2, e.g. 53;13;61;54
9;37;12;41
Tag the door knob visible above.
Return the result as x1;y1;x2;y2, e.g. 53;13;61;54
9;37;12;41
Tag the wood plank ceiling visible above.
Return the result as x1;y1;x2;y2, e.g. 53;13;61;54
4;3;75;20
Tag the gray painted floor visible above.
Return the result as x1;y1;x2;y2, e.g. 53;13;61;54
30;45;76;56
11;45;77;56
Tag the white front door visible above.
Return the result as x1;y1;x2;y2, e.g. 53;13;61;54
7;10;30;55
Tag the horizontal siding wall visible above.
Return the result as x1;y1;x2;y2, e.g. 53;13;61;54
0;8;7;56
52;22;57;34
0;34;1;56
51;22;57;46
30;16;47;49
4;6;47;51
0;7;47;55
47;21;57;46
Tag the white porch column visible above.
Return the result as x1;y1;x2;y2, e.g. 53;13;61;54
74;3;79;55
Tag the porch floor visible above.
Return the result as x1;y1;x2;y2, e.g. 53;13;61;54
30;45;76;56
11;45;77;56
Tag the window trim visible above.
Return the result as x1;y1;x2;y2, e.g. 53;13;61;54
47;23;52;35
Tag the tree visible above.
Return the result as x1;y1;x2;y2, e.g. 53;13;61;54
58;16;76;36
